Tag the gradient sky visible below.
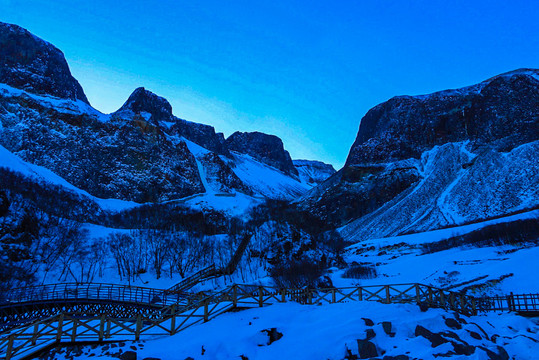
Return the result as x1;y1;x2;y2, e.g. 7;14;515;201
1;1;538;168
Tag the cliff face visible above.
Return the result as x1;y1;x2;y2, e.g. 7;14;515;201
346;69;539;167
299;70;539;240
0;23;315;203
0;22;89;104
226;131;299;177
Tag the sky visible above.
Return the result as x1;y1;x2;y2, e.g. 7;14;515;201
1;1;538;168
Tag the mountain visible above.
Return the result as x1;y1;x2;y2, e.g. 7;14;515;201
298;69;539;241
0;22;88;104
293;159;336;186
0;22;335;205
226;131;299;177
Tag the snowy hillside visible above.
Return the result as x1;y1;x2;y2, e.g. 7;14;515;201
333;209;539;295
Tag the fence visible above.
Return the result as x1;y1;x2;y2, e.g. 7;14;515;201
0;283;536;360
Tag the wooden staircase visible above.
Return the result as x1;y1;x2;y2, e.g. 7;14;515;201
167;233;252;292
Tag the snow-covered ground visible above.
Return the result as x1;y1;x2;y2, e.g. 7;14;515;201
334;210;539;295
48;301;539;360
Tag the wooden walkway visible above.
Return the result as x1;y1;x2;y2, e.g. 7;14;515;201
1;282;537;360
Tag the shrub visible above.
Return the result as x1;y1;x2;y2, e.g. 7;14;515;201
270;260;324;289
421;217;539;254
342;264;377;279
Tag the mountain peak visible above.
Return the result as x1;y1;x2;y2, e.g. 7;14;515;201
116;87;173;123
226;131;299;176
0;21;89;104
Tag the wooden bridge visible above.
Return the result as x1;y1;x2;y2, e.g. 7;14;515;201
1;282;537;360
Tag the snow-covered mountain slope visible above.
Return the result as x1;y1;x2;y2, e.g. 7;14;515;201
333;209;539;295
298;69;539;238
44;301;539;360
226;152;311;200
0;143;137;212
339;140;538;241
293;159;336;185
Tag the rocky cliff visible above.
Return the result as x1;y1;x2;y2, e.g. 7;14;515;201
299;69;539;240
226;131;299;177
0;22;88;104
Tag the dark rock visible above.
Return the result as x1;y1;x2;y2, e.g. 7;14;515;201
452;342;475;356
362;318;374;326
130;346;137;351
381;321;394;336
344;346;359;359
226;131;299;176
418;303;429;312
479;345;510;360
261;328;283;345
469;331;482;340
382;356;410;360
357;339;378;359
142;358;161;360
120;351;137;360
444;318;462;330
414;325;448;348
365;328;376;340
0;22;89;103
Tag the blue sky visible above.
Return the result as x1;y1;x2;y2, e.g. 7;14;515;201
2;1;538;168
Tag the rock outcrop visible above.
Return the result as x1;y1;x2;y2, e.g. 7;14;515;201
293;159;336;185
226;131;298;176
299;69;539;239
0;22;89;104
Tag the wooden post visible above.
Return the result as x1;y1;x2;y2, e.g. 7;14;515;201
71;320;78;342
332;289;336;303
415;284;420;304
258;286;264;307
232;285;238;308
428;287;433;305
106;319;111;339
99;315;105;342
6;335;14;360
56;314;64;343
308;289;312;305
32;323;39;345
204;299;209;322
135;315;142;341
358;287;363;301
471;298;477;316
385;285;391;304
281;289;286;303
439;290;445;307
170;305;176;335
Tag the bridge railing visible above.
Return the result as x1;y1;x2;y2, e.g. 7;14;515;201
230;283;479;315
0;283;191;308
167;265;217;293
479;293;539;313
1;282;538;360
